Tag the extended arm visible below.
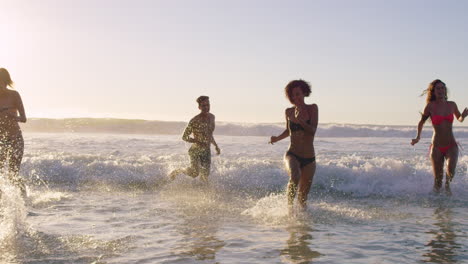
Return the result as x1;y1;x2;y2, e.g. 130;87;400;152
182;121;196;143
7;92;27;123
270;109;290;144
452;102;468;122
211;115;220;154
16;92;27;123
411;104;430;145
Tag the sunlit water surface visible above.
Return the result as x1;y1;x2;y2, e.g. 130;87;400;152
0;133;467;263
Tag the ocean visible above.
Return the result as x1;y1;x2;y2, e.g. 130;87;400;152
0;122;467;263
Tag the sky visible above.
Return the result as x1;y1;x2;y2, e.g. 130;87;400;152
1;0;467;125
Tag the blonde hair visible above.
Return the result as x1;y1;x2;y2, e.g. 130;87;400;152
0;68;14;87
421;79;447;104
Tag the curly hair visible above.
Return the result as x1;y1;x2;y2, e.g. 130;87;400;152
284;79;311;104
0;68;14;87
422;79;447;104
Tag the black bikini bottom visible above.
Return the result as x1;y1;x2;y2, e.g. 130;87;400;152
286;151;316;168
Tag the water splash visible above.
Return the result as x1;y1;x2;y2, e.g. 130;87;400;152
0;180;29;263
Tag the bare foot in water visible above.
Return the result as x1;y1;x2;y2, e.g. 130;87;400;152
447;173;454;184
168;170;177;181
445;182;452;196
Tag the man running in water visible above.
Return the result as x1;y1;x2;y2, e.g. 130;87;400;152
169;96;220;182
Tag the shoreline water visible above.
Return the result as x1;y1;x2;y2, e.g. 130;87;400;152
0;133;466;263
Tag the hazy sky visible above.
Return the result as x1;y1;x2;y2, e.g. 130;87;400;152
1;0;467;125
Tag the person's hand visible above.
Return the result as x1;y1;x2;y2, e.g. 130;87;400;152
411;137;420;146
215;146;221;155
292;107;309;125
269;136;278;145
462;107;468;118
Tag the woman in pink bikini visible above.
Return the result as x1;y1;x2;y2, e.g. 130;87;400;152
411;79;468;193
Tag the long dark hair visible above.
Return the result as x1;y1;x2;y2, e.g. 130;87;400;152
421;79;447;104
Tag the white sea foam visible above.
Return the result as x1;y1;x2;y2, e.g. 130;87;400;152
4;133;467;263
0;180;30;262
18;134;468;199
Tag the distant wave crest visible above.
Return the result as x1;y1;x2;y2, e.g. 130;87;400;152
23;118;468;138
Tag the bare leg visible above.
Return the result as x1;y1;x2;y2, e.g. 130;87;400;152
169;167;198;180
284;154;301;206
297;162;316;210
169;148;201;180
0;144;7;172
199;149;211;183
169;168;184;181
445;145;459;195
200;170;209;184
8;136;26;196
0;144;6;199
430;146;445;193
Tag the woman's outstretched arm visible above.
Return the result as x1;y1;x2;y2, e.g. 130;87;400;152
411;104;430;145
270;109;290;144
452;101;468;122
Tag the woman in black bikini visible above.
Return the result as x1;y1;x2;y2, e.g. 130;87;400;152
411;79;467;194
270;80;318;209
0;68;27;196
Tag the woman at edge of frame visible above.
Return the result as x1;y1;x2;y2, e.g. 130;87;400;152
411;79;468;194
0;68;27;197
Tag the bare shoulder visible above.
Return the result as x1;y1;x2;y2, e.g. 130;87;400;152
3;89;21;103
448;101;460;113
426;102;434;110
308;104;318;111
448;101;457;107
307;104;318;115
418;103;431;117
6;89;20;98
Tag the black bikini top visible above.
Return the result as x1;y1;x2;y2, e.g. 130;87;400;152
289;119;311;132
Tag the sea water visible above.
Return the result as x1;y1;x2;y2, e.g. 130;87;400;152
0;132;467;263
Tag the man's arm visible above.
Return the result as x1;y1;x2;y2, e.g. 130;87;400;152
182;120;196;143
211;115;220;154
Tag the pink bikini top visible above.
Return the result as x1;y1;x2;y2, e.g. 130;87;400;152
431;102;454;125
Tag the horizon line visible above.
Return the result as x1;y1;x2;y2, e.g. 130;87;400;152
25;117;436;127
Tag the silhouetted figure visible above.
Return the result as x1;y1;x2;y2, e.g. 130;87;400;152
0;68;27;196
